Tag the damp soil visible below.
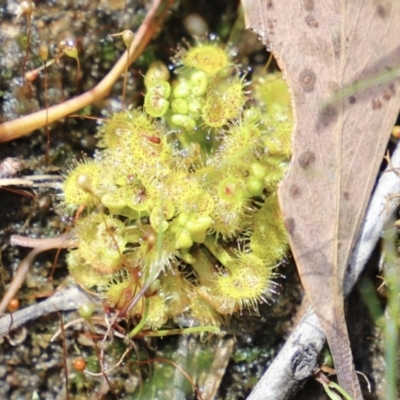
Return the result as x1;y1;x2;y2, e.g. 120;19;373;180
0;1;389;399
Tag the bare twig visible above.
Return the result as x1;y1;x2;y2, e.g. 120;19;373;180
0;174;62;190
0;286;96;336
84;347;132;376
50;316;127;342
9;234;76;248
0;232;76;314
198;338;235;400
0;178;34;187
0;0;175;142
247;142;400;400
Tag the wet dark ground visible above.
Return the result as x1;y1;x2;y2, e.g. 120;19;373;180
0;0;392;399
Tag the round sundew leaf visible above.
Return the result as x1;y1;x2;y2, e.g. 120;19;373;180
182;44;229;76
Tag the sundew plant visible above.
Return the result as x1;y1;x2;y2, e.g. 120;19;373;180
62;39;292;333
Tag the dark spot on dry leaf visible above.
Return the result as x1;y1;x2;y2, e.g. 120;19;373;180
349;96;356;104
298;150;316;168
376;3;388;18
318;104;338;127
332;34;341;59
290;184;302;198
299;69;316;92
267;0;273;8
303;0;314;11
343;191;350;201
372;99;382;109
267;19;274;29
285;217;296;235
383;85;396;101
383;90;392;101
305;14;318;28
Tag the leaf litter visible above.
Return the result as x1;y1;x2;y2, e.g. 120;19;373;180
243;0;400;398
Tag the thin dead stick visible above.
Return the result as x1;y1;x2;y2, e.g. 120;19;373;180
0;175;62;188
85;347;132;376
9;234;76;248
0;178;34;187
0;232;75;314
0;285;96;336
247;142;400;400
50;317;90;341
198;338;235;400
0;0;175;143
24;174;63;182
50;316;126;342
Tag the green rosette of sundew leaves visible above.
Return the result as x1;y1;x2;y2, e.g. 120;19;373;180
62;39;293;333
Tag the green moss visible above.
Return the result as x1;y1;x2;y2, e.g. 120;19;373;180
16;33;29;51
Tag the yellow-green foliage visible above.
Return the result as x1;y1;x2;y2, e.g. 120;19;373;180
63;40;293;332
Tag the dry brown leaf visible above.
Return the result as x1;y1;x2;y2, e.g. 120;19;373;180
242;1;400;398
